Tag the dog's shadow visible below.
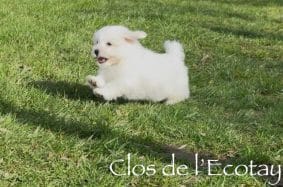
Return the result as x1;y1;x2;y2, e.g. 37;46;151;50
30;80;105;102
29;80;150;104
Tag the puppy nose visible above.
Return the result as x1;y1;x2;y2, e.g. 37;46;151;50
94;49;99;56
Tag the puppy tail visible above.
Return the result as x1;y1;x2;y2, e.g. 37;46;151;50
164;40;185;61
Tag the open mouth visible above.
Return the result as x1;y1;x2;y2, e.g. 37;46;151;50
97;57;108;64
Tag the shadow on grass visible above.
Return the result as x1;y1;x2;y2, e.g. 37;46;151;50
204;25;283;41
0;97;214;165
206;0;283;7
0;97;280;185
76;0;263;27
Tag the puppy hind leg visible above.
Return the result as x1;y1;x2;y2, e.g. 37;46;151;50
165;95;188;105
165;98;181;105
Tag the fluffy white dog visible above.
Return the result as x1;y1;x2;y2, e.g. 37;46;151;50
86;25;190;104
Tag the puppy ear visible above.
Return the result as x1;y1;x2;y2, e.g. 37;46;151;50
125;30;147;43
132;31;147;39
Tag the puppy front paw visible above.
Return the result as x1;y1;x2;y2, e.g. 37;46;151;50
86;75;105;89
86;75;97;89
93;88;117;101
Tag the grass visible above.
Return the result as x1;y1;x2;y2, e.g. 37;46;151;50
0;0;282;186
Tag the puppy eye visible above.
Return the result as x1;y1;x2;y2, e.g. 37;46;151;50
106;42;112;46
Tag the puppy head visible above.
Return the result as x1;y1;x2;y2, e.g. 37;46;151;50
92;25;146;67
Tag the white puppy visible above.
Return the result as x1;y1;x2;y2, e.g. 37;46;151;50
86;25;190;104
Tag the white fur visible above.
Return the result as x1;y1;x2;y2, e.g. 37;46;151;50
86;25;190;104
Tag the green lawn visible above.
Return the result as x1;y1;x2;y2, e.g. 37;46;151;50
0;0;282;186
